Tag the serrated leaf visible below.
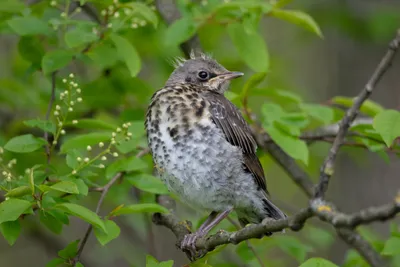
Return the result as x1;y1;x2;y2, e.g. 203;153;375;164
50;181;79;194
382;237;400;256
271;9;322;37
4;134;47;153
5;186;31;198
24;119;56;134
7;16;51;36
332;96;384;117
228;23;269;72
55;203;106;232
109;203;168;217
110;34;141;77
67;119;117;131
94;220;120;246
125;3;158;27
164;17;197;47
299;258;339;267
373;110;400;147
66;149;82;169
0;220;21;246
60;132;111;153
64;27;98;48
58;239;79;259
301;104;334;123
42;49;74;74
0;199;31;224
126;174;169;194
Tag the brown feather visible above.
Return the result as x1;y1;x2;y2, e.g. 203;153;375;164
202;90;268;193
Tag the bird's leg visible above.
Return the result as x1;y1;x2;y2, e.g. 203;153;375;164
181;208;232;260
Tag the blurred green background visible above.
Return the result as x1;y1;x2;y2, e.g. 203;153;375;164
0;0;399;266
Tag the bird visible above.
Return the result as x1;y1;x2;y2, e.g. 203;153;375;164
145;51;286;257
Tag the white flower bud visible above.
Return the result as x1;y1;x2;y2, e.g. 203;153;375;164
60;129;66;135
54;111;59;116
101;156;107;161
56;105;61;110
52;141;57;145
72;120;78;124
70;101;75;106
112;132;117;137
62;78;67;83
99;142;104;148
99;164;105;169
77;157;82;162
76;88;81;93
116;127;121;133
87;146;92;151
112;152;118;157
84;157;89;163
72;170;77;175
77;97;82;102
68;107;73;112
69;73;74;78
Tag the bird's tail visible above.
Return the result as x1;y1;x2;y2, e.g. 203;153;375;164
238;195;286;232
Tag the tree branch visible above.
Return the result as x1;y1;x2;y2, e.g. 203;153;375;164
72;172;123;266
44;71;57;168
314;29;400;199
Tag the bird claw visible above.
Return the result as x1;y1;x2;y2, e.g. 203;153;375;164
181;232;206;261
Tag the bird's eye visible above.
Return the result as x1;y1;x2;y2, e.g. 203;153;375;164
197;71;209;80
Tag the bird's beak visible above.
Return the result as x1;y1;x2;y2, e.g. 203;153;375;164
218;71;244;81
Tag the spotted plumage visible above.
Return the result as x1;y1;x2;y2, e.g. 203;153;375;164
145;52;286;255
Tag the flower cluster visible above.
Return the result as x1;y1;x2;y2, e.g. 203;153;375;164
0;148;17;182
70;122;134;176
53;73;82;147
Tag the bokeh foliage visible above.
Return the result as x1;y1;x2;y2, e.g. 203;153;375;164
0;0;399;266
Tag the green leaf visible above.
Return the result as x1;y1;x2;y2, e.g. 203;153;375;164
58;239;79;259
125;3;158;28
299;258;339;267
4;134;47;153
60;132;111;153
228;23;269;72
0;0;25;13
55;203;106;232
373;110;400;147
46;258;65;267
266;123;309;165
0;220;21;246
255;88;302;104
24;119;56;134
94;220;120;246
0;199;31;224
72;179;89;196
67;119;117;131
42;49;75;74
110;34;141;77
270;9;322;37
50;181;79;194
241;72;267;99
106;157;148;179
7;16;51;36
301;104;334;123
275;236;313;263
39;210;63;234
146;255;174;267
87;42;118;69
382;237;400;256
332;96;384;117
18;36;45;68
164;17;197;47
109;203;168;217
64;27;98;48
66;149;82;169
127;174;169;194
5;186;31;198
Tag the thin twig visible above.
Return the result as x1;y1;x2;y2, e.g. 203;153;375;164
44;71;57;167
314;29;400;199
72;172;123;266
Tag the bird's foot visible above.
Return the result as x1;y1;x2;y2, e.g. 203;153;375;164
181;231;207;261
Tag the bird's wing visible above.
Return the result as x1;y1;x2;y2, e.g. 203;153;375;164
202;90;267;193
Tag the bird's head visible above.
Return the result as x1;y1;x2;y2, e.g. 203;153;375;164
166;52;243;93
